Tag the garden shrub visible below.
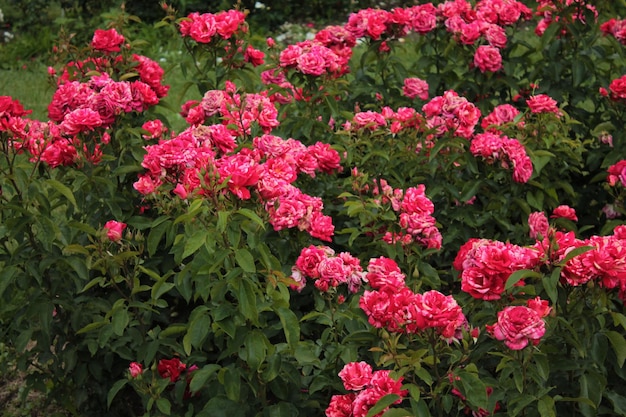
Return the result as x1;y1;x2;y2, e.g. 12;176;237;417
1;1;626;416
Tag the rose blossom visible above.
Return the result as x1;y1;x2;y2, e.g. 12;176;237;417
526;94;562;117
103;220;127;242
91;28;125;52
528;211;550;240
402;77;429;100
157;358;187;382
487;305;546;350
473;45;503;73
551;205;577;221
338;361;373;391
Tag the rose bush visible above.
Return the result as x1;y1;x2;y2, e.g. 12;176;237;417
1;1;626;416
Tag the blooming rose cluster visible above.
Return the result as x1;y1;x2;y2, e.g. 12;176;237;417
290;245;365;292
182;82;279;136
454;238;541;300
279;40;347;78
179;9;247;43
5;35;168;168
360;257;466;338
470;132;533;183
326;361;407;417
486;297;550;350
134;120;341;241
422;90;482;139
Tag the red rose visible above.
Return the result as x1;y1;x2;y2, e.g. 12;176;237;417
157;358;187;382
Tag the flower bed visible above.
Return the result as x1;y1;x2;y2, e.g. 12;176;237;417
1;1;626;416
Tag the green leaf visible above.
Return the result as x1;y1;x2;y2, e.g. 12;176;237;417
559;245;593;265
235;248;256;273
505;269;542;290
76;320;107;334
156;397;171;415
189;364;221;393
366;394;401;417
605;331;626;367
236;208;266;230
183;230;207;259
458;370;488;410
381;409;413;417
538;396;556;417
543;267;560;306
276;307;300;350
237;278;258;323
45;179;77;209
107;379;127;409
111;307;129;336
243;330;268;372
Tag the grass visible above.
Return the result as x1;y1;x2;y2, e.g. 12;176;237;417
0;63;52;120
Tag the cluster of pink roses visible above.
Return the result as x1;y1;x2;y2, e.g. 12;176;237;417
470;132;533;183
528;207;626;296
290;245;365;293
179;9;247;43
4;28;168;168
370;180;442;249
134;122;341;240
360;257;467;338
182;82;279;135
454;238;541;300
326;361;406;417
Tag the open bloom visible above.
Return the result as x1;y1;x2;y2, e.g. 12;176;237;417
487;305;546;350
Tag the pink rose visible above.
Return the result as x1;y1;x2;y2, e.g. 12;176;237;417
91;28;125;52
103;220;127;242
487;306;546;350
402;77;429;100
551;205;578;221
528;211;550;240
526;94;562;116
339;361;373;391
128;362;143;378
473;45;503;73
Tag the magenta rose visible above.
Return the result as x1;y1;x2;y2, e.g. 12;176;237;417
91;28;125;52
487;306;546;350
339;361;373;391
103;220;127;242
473;45;503;73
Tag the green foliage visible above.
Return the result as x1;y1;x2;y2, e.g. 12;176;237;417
1;1;626;417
